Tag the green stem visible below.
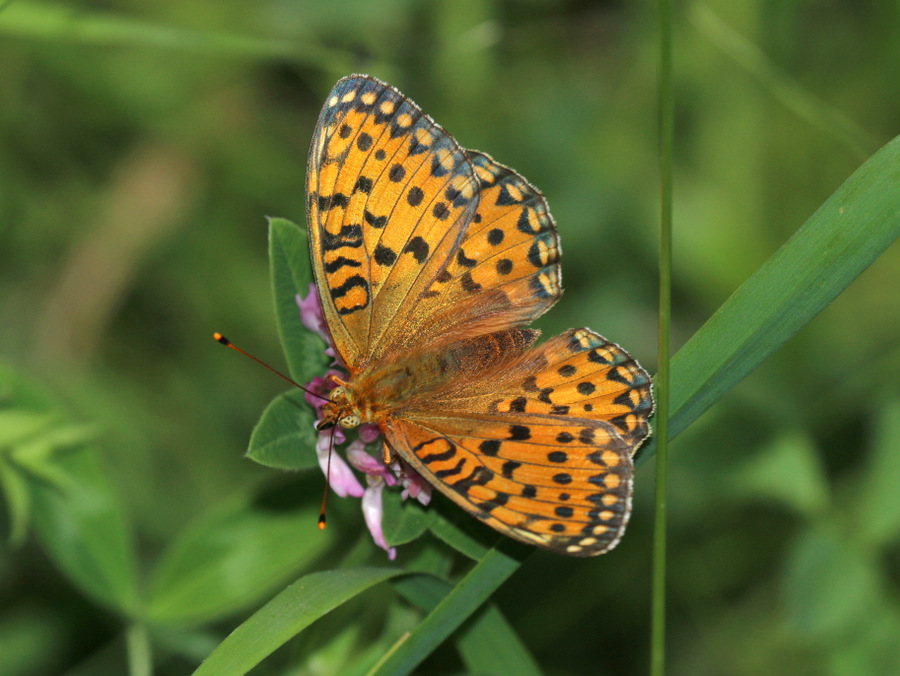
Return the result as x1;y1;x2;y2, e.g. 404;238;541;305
126;622;152;676
652;0;673;673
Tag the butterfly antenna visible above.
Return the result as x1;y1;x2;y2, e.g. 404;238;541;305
213;333;329;402
318;429;334;530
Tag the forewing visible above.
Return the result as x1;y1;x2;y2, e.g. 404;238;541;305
307;75;478;369
393;151;563;354
307;76;565;369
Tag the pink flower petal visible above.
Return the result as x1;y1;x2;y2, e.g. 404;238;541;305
347;441;396;486
296;285;330;344
358;423;381;444
316;430;363;498
395;461;433;506
297;285;345;367
346;443;382;473
361;481;396;560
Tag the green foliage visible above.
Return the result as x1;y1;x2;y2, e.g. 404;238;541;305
2;1;900;675
638;134;900;460
195;567;404;675
245;391;318;470
268;218;328;385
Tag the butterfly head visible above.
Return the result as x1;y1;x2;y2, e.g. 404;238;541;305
316;385;362;430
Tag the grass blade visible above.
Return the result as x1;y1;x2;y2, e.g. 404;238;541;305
637;134;900;463
0;1;349;65
651;0;674;672
367;544;525;676
193;567;403;676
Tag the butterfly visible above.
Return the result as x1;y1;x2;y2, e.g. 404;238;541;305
307;75;652;556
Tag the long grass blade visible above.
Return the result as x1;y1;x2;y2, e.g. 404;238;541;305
193;567;402;676
651;0;674;672
637;135;900;464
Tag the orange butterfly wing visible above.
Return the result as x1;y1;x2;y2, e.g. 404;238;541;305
306;75;653;556
383;328;651;556
307;76;476;369
307;76;562;367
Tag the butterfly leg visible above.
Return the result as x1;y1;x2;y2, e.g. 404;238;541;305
381;441;396;465
327;374;349;387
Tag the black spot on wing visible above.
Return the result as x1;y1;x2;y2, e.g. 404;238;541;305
407;186;424;206
403;236;429;263
324;256;362;274
374;244;397;266
364;210;387;229
330;275;370;314
321;224;363;251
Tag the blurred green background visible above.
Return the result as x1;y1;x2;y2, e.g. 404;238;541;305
2;0;899;674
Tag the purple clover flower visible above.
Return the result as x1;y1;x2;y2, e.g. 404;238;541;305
297;284;431;558
296;287;339;362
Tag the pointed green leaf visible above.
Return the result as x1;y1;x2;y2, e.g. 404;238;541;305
193;567;403;676
428;508;491;561
783;525;881;639
0;410;56;446
0;1;352;65
856;399;900;545
638;135;900;462
367;544;526;676
730;431;829;517
29;443;140;615
146;482;336;626
0;364;139;612
381;489;434;547
0;455;32;546
246;390;318;470
456;603;543;676
394;574;542;676
268;217;328;385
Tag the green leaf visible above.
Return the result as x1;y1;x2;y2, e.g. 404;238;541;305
428;507;491;561
691;4;877;159
783;525;881;640
729;430;829;517
638;135;900;463
0;455;32;547
146;481;336;626
246;390;319;470
0;410;56;446
268;217;329;385
193;567;403;676
29;443;140;615
394;574;542;676
0;363;139;613
0;1;351;66
456;603;543;676
826;609;900;676
9;423;99;487
367;544;526;676
856;398;900;546
381;489;434;547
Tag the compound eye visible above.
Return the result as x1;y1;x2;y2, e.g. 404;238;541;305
329;386;345;401
338;414;360;429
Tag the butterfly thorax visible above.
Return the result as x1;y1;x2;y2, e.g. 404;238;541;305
317;361;443;431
